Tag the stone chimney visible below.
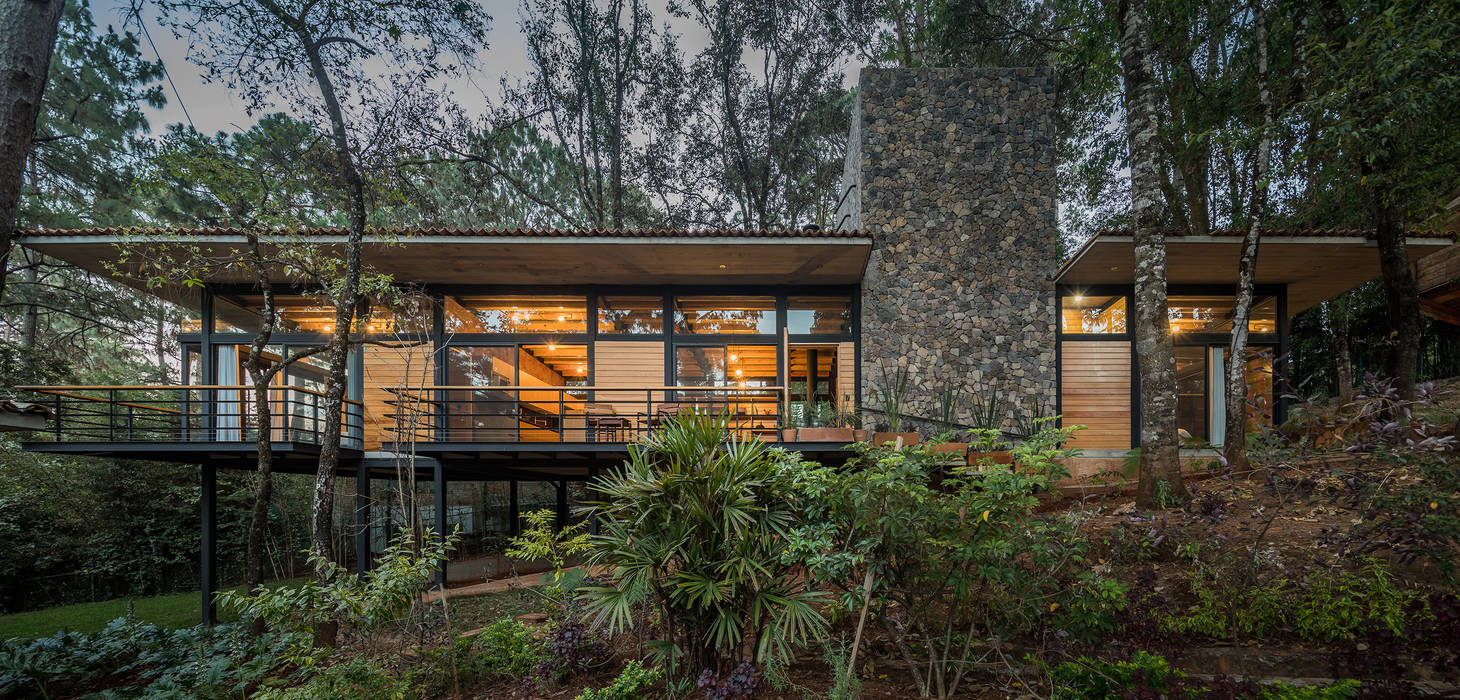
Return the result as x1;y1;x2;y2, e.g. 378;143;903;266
836;67;1058;432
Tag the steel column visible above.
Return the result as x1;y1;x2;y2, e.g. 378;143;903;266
355;463;371;574
433;460;447;589
200;463;217;625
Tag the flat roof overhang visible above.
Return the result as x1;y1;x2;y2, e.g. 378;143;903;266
1055;234;1455;313
19;231;874;291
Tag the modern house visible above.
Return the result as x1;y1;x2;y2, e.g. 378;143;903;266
11;68;1451;621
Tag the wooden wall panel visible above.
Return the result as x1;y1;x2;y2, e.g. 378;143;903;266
1060;341;1132;450
361;343;436;449
593;341;666;415
837;341;856;409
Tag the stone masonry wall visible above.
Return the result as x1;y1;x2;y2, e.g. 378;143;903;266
844;67;1058;432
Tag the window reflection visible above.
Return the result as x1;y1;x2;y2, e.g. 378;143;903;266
674;296;776;334
597;295;663;334
787;296;851;334
212;294;429;334
445;295;587;333
1061;295;1127;334
1168;296;1276;334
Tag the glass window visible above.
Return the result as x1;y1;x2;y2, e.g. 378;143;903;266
728;345;777;388
1168;295;1277;335
674;295;776;334
597;295;663;334
1175;346;1207;443
787;296;851;334
520;343;588;386
213;295;336;334
675;346;726;386
445;295;587;334
1061;294;1127;334
447;346;516;386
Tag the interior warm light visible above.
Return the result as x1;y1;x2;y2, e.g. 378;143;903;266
548;343;556;351
729;354;738;362
1072;294;1084;303
735;369;744;377
718;264;727;269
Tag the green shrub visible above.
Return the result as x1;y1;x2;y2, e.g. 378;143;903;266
574;660;663;700
1165;560;1418;643
581;413;827;689
785;421;1119;699
217;528;457;662
472;618;542;677
1051;652;1361;699
256;655;426;700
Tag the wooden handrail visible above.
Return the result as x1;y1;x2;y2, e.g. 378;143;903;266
16;385;364;406
22;389;185;415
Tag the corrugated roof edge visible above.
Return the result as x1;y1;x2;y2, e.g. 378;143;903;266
1091;227;1454;239
18;226;873;240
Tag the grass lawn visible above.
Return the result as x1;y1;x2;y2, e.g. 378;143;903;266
0;579;302;641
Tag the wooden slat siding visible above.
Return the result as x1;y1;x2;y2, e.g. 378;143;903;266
837;342;856;408
362;343;436;448
1416;244;1460;293
1061;341;1132;449
593;341;667;417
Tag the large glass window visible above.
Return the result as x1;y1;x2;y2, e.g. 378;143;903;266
787;296;852;335
212;294;429;334
1061;294;1127;334
445;295;587;334
597;295;663;334
1168;295;1277;334
675;346;726;386
1175;346;1207;443
674;296;776;334
674;344;776;387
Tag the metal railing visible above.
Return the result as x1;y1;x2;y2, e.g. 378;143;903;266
384;385;786;444
15;385;364;447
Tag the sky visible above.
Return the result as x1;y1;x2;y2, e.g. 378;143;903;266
91;0;806;140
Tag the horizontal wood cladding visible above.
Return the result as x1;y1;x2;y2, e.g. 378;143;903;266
362;343;436;449
837;342;855;408
593;341;666;414
1061;340;1131;450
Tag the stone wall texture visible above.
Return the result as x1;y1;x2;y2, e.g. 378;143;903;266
838;67;1058;431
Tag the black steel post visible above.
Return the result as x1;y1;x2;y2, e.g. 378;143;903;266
555;480;568;530
433;460;447;589
509;479;519;538
200;464;217;625
355;463;371;575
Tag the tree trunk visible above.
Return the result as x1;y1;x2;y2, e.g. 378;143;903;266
1223;0;1274;476
1372;188;1420;399
293;20;368;650
243;233;277;638
1117;0;1185;509
21;257;38;348
0;0;64;306
1329;300;1354;402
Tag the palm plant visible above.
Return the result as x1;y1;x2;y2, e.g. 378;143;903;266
580;412;827;691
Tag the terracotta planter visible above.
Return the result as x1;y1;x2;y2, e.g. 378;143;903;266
929;442;968;463
871;432;921;448
781;428;798;442
797;427;856;442
967;450;1015;469
852;429;868;442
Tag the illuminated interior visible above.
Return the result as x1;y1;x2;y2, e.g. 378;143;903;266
674;296;776;334
445;295;588;334
212;294;430;334
597;295;664;334
1061;294;1127;334
1168;295;1277;334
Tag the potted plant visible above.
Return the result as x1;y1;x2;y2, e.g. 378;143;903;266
838;405;868;442
871;363;920;447
927;384;968;461
966;428;1014;469
797;403;855;442
778;405;799;442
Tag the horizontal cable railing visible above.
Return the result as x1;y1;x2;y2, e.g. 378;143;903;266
384;385;786;444
15;385;364;448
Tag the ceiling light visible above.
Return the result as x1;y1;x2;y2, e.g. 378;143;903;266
718;264;727;269
729;354;738;362
735;369;743;377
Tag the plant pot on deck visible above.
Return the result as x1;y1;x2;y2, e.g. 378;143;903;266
796;427;856;442
871;432;920;448
852;429;868;442
967;450;1014;469
781;428;798;442
928;442;968;463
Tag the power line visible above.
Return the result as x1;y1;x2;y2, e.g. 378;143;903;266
137;12;195;131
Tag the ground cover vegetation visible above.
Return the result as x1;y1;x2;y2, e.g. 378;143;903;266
3;403;1458;697
0;0;1456;697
